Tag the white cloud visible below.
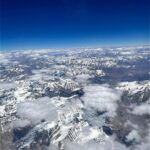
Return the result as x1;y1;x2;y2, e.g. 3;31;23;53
131;103;150;116
126;130;141;143
17;98;57;124
29;73;48;81
30;69;52;81
65;139;128;150
0;53;10;64
0;82;17;90
13;119;31;128
135;126;150;150
75;74;91;85
82;84;122;117
48;144;57;150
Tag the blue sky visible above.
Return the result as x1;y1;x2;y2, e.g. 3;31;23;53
1;0;149;50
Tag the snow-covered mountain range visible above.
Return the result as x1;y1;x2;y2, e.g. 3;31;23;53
0;46;150;150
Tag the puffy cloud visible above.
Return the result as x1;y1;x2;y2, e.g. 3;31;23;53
0;53;10;64
75;74;91;85
48;144;57;150
82;84;122;117
30;69;52;81
131;103;150;116
137;142;150;150
65;139;128;150
135;126;150;150
29;73;49;81
13;119;31;128
0;82;17;90
126;130;141;143
16;98;57;124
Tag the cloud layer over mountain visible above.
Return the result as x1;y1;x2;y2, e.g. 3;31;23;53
82;84;122;117
17;98;57;125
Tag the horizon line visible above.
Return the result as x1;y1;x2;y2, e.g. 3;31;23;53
0;44;150;52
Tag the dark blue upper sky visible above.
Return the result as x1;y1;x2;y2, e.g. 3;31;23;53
0;0;150;50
